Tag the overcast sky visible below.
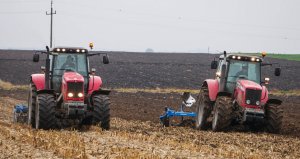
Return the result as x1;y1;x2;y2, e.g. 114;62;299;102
0;0;299;53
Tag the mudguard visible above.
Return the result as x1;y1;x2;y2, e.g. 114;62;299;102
202;79;219;101
91;89;111;96
217;92;232;97
266;99;282;105
88;75;103;95
36;89;55;95
31;74;45;90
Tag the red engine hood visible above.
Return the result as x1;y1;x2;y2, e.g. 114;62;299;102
237;79;262;90
63;72;84;83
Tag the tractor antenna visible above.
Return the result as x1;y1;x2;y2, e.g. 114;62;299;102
46;0;56;48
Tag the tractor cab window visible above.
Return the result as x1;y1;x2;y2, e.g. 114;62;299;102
226;60;260;92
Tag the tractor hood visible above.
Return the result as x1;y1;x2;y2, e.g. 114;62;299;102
237;79;262;90
63;72;84;83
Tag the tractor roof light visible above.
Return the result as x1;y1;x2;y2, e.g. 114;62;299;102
81;49;86;53
232;56;236;59
76;49;80;53
256;58;260;62
62;48;66;52
237;56;241;60
251;57;255;61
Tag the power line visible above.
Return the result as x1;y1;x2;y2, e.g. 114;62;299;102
46;0;56;48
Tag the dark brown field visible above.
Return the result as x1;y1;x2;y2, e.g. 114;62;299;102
0;50;300;158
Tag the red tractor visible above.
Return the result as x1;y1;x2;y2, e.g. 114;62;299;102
28;46;110;130
195;51;283;133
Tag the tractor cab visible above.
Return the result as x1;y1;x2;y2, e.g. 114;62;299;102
212;54;263;93
50;48;90;94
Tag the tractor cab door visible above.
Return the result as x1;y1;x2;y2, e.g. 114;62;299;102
51;54;89;93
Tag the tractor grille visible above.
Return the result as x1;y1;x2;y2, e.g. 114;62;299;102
245;89;261;105
67;82;83;98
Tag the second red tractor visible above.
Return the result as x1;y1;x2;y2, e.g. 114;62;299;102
195;51;283;133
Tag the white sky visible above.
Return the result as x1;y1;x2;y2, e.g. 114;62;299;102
0;0;299;53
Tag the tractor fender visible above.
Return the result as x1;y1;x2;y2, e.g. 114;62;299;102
202;79;219;101
36;89;55;95
266;99;282;106
217;91;232;97
88;75;103;95
91;89;111;96
31;74;45;90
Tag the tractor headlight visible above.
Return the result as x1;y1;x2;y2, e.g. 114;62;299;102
256;101;260;106
67;92;74;98
246;100;250;104
78;92;84;98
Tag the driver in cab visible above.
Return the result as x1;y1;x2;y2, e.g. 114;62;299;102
61;55;75;71
236;65;248;78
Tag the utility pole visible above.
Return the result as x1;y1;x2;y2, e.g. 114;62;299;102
46;0;56;48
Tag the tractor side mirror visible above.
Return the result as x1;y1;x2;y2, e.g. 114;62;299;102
211;61;218;69
103;55;109;64
33;54;39;62
275;68;281;76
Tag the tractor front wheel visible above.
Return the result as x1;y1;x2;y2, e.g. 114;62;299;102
265;103;283;133
27;83;37;127
195;87;212;130
92;95;111;130
35;93;57;130
212;96;233;132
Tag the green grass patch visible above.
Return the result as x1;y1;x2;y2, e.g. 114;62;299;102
266;54;300;61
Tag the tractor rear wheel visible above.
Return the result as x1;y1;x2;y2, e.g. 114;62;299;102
195;87;212;130
35;93;57;130
27;83;37;127
212;96;233;132
265;103;283;133
92;95;110;130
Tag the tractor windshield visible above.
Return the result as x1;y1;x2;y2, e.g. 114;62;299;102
52;54;88;77
225;60;261;92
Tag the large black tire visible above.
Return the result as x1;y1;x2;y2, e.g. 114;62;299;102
35;93;57;130
195;87;212;130
265;103;283;133
92;95;110;130
27;83;37;127
212;96;233;132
